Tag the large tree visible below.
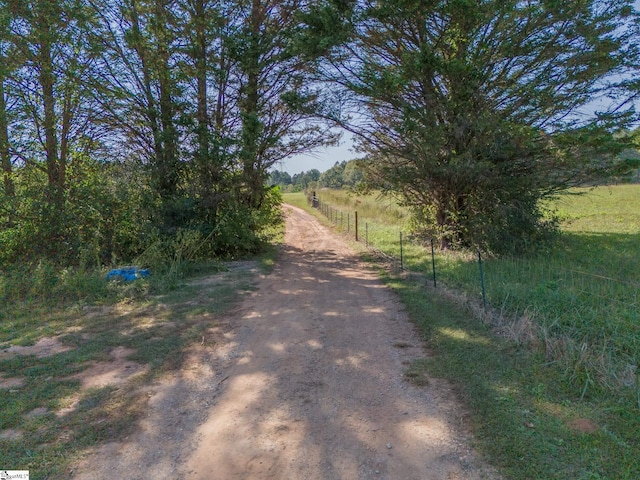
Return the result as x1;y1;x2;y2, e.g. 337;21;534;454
303;0;639;252
232;0;339;209
0;1;13;199
5;0;103;256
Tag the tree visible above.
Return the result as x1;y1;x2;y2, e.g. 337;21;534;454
0;1;13;198
176;0;229;217
232;0;339;208
303;0;640;252
268;169;292;187
342;159;364;187
5;0;103;257
319;160;345;188
291;168;321;190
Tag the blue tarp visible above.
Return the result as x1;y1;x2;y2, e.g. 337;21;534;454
106;267;150;282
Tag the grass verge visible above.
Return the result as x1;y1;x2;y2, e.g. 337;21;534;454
285;190;640;479
0;256;267;479
383;271;640;479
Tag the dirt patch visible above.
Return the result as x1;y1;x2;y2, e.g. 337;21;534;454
568;418;599;434
0;374;25;389
56;347;148;418
0;336;73;360
70;205;501;480
0;429;24;441
68;347;147;390
187;261;260;289
26;407;49;419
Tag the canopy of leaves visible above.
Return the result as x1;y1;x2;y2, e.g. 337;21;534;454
300;0;640;253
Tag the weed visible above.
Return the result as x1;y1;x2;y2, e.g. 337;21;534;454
285;187;640;478
0;253;263;478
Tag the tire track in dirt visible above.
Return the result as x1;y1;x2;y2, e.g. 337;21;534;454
70;204;500;480
183;205;500;480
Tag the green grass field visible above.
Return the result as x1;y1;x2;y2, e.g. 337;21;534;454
286;185;640;479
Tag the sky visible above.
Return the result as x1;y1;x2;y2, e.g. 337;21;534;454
275;129;357;176
277;0;640;176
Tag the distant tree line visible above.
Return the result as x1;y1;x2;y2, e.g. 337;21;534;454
268;159;364;192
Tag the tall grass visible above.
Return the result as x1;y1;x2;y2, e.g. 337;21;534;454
287;186;640;396
286;188;640;478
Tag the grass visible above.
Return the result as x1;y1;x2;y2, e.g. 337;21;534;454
0;255;267;478
389;275;640;479
288;188;640;393
285;186;640;479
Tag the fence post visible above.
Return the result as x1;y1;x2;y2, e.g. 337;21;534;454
355;211;359;241
478;250;487;309
366;223;368;247
400;231;404;270
431;239;437;288
347;213;350;233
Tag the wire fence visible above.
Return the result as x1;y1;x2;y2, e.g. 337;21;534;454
309;193;640;358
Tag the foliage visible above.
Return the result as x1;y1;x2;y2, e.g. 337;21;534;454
0;159;148;265
300;0;640;254
268;159;365;191
0;0;326;268
318;159;365;189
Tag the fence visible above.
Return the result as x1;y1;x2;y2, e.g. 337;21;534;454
309;194;640;373
311;194;489;302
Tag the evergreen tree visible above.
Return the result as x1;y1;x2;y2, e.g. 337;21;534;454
301;0;640;252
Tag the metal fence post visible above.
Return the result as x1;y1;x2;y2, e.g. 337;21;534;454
400;231;403;270
478;250;487;309
355;211;358;241
431;239;437;288
366;223;368;247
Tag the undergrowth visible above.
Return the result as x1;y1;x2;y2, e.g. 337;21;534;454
0;227;278;478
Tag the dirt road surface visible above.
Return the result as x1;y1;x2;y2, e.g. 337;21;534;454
72;205;499;480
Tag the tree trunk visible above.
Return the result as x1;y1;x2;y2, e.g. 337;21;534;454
128;0;163;178
194;0;208;171
38;10;64;209
154;0;179;198
240;0;264;208
0;74;13;198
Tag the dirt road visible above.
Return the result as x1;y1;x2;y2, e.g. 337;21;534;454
72;205;498;480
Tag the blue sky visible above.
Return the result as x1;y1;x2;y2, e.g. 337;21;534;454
276;130;356;175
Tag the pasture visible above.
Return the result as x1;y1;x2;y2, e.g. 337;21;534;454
285;185;640;479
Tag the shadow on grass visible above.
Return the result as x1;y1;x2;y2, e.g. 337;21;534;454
0;261;258;478
382;272;640;480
